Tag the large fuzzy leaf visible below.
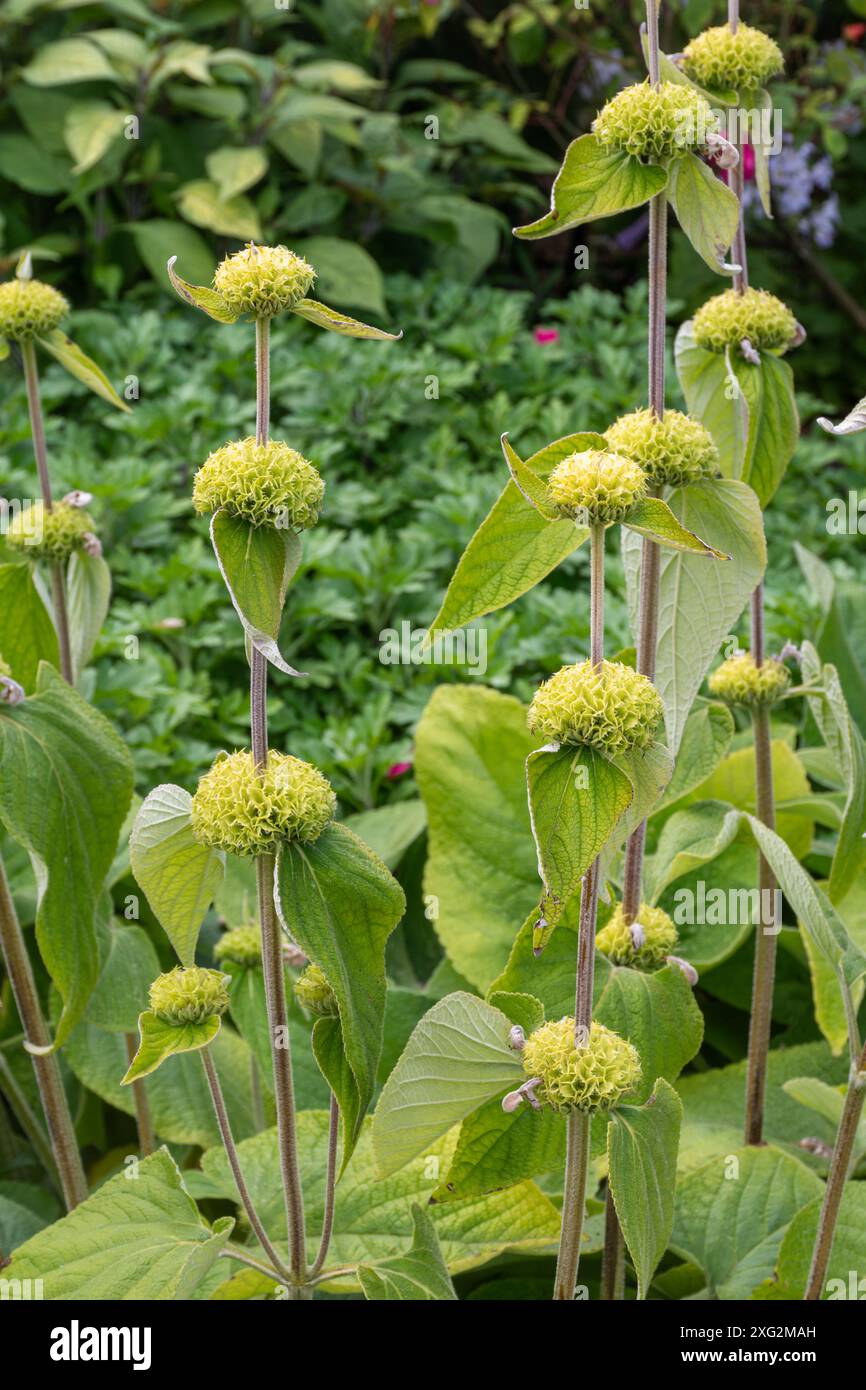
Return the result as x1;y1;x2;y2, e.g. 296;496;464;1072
665;152;739;274
608;1079;682;1299
130;784;225;966
514;134;667;239
357;1205;457;1301
0;562;59;690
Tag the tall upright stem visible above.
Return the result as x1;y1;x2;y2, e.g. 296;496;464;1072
0;856;87;1209
250;315;307;1295
553;525;605;1301
124;1033;155;1157
309;1093;339;1279
201;1048;292;1283
20;340;73;684
804;1042;866;1299
603;5;667;1300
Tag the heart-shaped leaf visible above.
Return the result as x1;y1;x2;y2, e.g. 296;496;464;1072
514;134;667;240
122;1010;221;1083
608;1078;682;1299
130;783;225;965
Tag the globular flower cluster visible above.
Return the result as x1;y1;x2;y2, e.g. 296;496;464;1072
708;652;791;706
604;409;718;489
213;244;315;318
293;963;338;1017
190;750;336;856
528;659;664;756
682;23;783;93
5;500;96;563
0;278;68;341
149;966;230;1026
193;438;324;530
593;81;718;162
523;1018;641;1114
693;288;798;355
596;902;678;970
213;924;261;968
547;449;646;524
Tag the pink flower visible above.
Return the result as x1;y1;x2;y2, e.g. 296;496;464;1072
534;327;559;345
387;760;413;779
844;22;866;41
742;142;756;181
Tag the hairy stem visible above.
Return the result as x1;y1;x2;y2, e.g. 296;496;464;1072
554;1111;592;1300
0;856;87;1209
250;314;307;1294
124;1033;155;1157
201;1048;292;1283
0;1049;60;1195
20;340;73;684
309;1093;340;1279
804;1042;866;1299
744;701;779;1145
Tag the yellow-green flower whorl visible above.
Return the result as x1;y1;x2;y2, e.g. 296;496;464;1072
523;1018;641;1114
708;652;791;706
190;750;336;856
294;963;338;1018
596;902;678;970
213;243;315;318
0;278;69;342
528;659;664;756
593;81;718;162
149;966;230;1026
682;23;783;92
604;409;718;488
693;288;798;355
547;449;646;524
5;500;95;563
213;924;261;968
193;437;324;530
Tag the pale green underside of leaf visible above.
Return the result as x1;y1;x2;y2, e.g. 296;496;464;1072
7;1149;234;1300
526;743;633;907
0;664;133;1046
623;494;730;557
372;992;523;1178
665;151;740;275
67;548;111;681
210;510;303;676
608;1079;682;1299
291;297;401;340
0;562;59;690
622;478;766;756
37;328;131;411
514;134;667;239
130;783;225;965
122;1010;221;1083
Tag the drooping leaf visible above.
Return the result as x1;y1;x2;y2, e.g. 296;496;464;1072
275;822;406;1157
37;329;130;411
428;433;595;637
728;351;799;507
513;134;667;239
210;510;303;676
622;478;766;755
311;1015;363;1165
130;784;225;965
526;743;633;909
371;992;524;1177
166;253;236;321
645;802;741;905
818;395;866;436
666;152;740;274
675;321;749;480
671;1145;823;1298
291;297;401;340
66;549;111;679
6;1149;234;1300
608;1079;682;1299
122;1010;221;1083
415;685;539;990
622;494;730;557
0;562;59;689
800;877;866;1054
357;1204;457;1301
0;664;133;1046
800;642;866;902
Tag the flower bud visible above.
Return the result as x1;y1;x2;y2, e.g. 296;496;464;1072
293;963;338;1017
190;750;336;856
213;243;315;319
5;500;97;563
682;23;783;92
522;1018;641;1114
596;902;678;970
148;965;230;1026
547;449;646;525
193;437;323;531
693;288;799;356
528;659;664;757
508;1025;527;1051
213;924;261;968
667;955;699;987
604;409;718;488
0;676;25;707
593;81;718;162
0;278;69;342
708;651;791;706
